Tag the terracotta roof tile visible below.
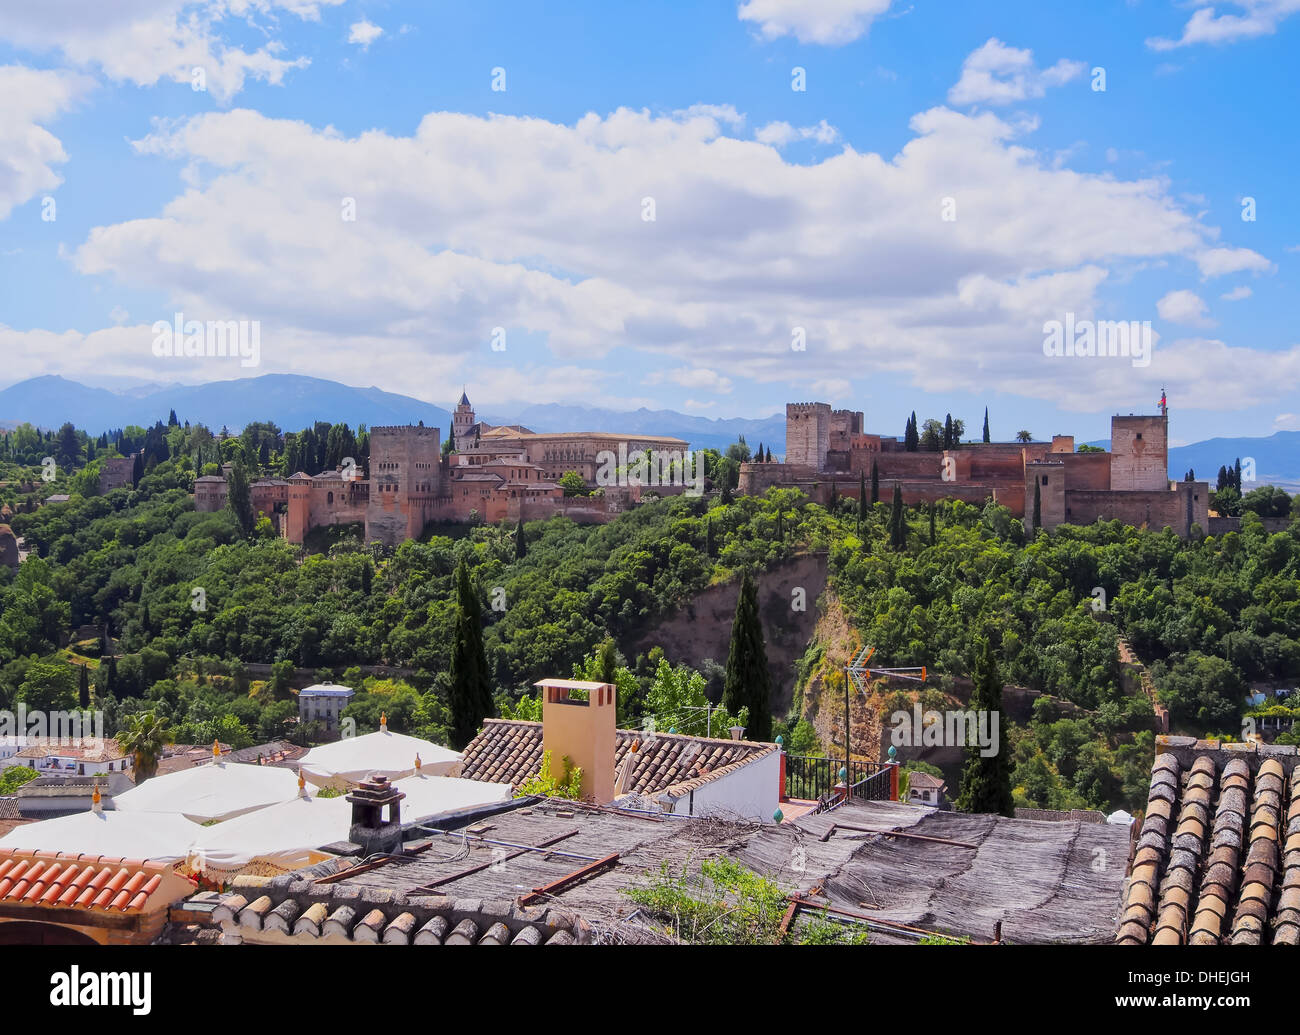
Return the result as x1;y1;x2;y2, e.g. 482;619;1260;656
0;849;192;915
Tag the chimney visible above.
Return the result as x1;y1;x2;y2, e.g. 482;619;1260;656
729;725;745;741
537;678;616;804
346;774;406;857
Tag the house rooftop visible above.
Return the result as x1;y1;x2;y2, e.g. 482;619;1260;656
459;718;776;802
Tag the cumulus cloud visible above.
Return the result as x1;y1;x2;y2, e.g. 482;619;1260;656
948;38;1086;107
1157;289;1213;326
0;0;339;102
1195;245;1274;278
754;120;840;146
737;0;894;45
22;99;1282;414
1274;413;1300;431
0;65;94;219
348;19;383;50
1147;0;1300;51
1221;285;1252;301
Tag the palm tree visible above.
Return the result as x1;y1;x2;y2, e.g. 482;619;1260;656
118;711;172;783
1015;430;1033;444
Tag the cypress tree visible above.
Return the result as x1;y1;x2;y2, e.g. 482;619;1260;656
722;572;772;740
955;637;1013;816
514;516;527;561
227;462;255;536
1233;457;1242;491
870;460;879;505
929;503;936;546
131;450;144;488
1032;478;1042;535
857;472;866;532
982;407;990;444
705;515;716;557
943;414;953;451
890;485;906;550
79;664;90;709
594;638;618;685
448;558;494;748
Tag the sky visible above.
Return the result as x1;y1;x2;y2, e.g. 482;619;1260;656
0;0;1297;445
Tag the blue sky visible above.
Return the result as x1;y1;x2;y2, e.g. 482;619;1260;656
1;0;1297;446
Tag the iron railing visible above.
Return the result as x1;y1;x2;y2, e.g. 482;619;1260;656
784;754;893;802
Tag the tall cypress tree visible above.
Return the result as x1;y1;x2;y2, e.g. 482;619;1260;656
955;637;1013;816
943;414;954;451
227;462;254;536
79;664;90;709
448;558;494;748
722;573;772;741
982;407;990;444
514;516;527;561
870;460;879;505
857;472;866;532
705;515;716;557
890;485;906;550
1032;478;1042;535
929;503;936;546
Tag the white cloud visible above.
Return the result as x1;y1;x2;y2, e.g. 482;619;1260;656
1274;413;1300;431
755;119;840;146
348;20;384;50
0;1;339;103
1157;289;1213;326
0;65;94;219
1221;285;1252;301
948;38;1086;107
26;100;1285;415
1195;245;1274;278
737;0;893;45
650;367;735;394
1148;0;1300;51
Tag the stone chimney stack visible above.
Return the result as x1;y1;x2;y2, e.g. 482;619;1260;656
537;679;617;804
346;774;407;857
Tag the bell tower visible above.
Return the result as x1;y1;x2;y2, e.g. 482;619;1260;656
452;389;476;451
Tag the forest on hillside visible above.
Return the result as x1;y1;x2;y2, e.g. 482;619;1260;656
2;418;1298;814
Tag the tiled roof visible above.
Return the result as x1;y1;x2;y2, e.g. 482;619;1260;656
459;719;776;799
0;797;19;819
15;738;126;762
1117;740;1300;946
211;874;583;945
0;850;193;913
907;772;945;790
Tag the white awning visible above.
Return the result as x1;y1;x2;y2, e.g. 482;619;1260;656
0;809;201;863
112;759;301;822
298;728;461;786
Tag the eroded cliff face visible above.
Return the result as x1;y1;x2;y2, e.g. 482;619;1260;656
629;551;829;717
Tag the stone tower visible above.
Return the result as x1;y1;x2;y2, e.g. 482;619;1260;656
452;390;475;450
785;402;832;471
366;425;443;546
1110;414;1169;492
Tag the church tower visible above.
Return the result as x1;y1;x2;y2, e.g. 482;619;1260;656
452;389;475;451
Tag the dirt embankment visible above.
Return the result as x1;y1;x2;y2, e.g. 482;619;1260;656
629;552;829;715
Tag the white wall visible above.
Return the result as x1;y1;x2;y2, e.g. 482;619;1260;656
660;751;780;823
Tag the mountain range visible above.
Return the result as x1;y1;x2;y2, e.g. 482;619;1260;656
0;375;1294;487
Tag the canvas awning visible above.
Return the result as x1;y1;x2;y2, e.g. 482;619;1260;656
298;726;461;787
0;809;201;863
113;758;301;822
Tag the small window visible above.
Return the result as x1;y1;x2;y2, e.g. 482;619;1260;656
1136;432;1143;440
1041;475;1049;485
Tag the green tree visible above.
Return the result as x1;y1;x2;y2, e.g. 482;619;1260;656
955;638;1013;816
558;471;587;497
982;407;990;443
514;516;527;561
870;460;879;505
889;485;906;550
227;462;255;535
448;558;494;748
722;572;772;740
1032;478;1042;534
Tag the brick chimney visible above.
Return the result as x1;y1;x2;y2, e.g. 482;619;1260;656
536;679;616;804
346;774;406;857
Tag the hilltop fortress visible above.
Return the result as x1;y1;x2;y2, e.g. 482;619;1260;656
195;392;689;546
740;402;1210;537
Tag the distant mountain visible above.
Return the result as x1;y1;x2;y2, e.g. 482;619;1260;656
0;375;782;452
2;375;1294;485
480;403;786;454
0;375;452;436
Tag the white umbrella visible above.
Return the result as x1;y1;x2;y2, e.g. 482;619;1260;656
0;808;201;863
113;751;301;822
298;718;461;787
190;770;512;872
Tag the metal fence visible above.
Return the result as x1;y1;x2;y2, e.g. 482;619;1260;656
785;755;893;802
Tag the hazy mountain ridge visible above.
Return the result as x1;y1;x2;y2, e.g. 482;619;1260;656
0;375;1294;485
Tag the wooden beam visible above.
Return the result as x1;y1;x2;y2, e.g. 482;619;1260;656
408;828;580;894
517;852;619;906
820;822;977;849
